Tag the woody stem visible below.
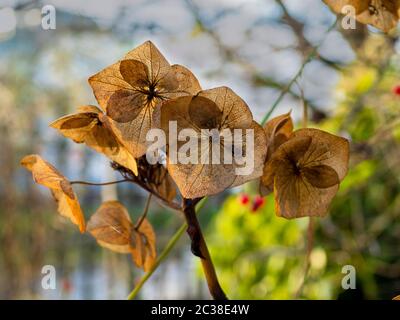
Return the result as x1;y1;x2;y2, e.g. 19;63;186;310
135;193;152;230
182;198;228;300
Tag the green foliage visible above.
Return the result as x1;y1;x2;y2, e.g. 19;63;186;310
208;195;335;299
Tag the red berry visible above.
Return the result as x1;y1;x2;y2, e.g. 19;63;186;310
62;278;72;293
392;85;400;96
239;194;249;205
251;195;265;212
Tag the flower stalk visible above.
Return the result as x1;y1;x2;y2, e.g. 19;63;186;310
182;198;227;300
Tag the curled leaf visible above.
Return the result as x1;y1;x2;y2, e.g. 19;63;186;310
260;112;294;195
20;154;85;232
88;40;201;158
50;105;138;176
264;111;293;160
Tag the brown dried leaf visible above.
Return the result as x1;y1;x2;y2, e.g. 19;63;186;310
131;218;156;272
198;86;253;129
87;201;157;271
87;200;133;254
88;40;201;158
136;156;177;203
50;106;138;176
261;128;349;219
20;154;85;232
264;111;294;160
124;40;171;85
323;0;400;32
160;87;267;199
302;165;340;188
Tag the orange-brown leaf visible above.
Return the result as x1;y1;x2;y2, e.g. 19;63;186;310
50;106;138;176
131;218;156;272
263;111;294;161
87;201;157;271
87;201;133;253
20;154;85;232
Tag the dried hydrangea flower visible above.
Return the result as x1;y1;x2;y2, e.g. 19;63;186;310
89;41;201;158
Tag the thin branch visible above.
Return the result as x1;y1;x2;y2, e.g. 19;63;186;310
70;179;131;186
260;59;310;125
260;18;338;125
127;198;208;300
275;0;342;70
135;193;152;230
185;0;337;119
129;176;182;212
182;198;227;300
112;162;182;212
295;80;308;129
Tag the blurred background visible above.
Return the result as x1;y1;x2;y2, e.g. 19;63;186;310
0;0;400;299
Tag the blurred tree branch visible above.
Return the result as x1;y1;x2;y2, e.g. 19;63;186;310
184;0;338;117
275;0;343;71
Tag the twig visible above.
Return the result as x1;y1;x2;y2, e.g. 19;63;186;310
70;179;130;186
135;194;152;230
131;178;182;212
127;198;208;300
260;60;310;125
185;0;337;120
298;82;308;128
275;0;342;70
260;18;338;125
182;198;227;300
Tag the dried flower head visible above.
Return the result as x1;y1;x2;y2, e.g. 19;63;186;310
261;128;349;219
89;40;201;158
159;86;267;199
